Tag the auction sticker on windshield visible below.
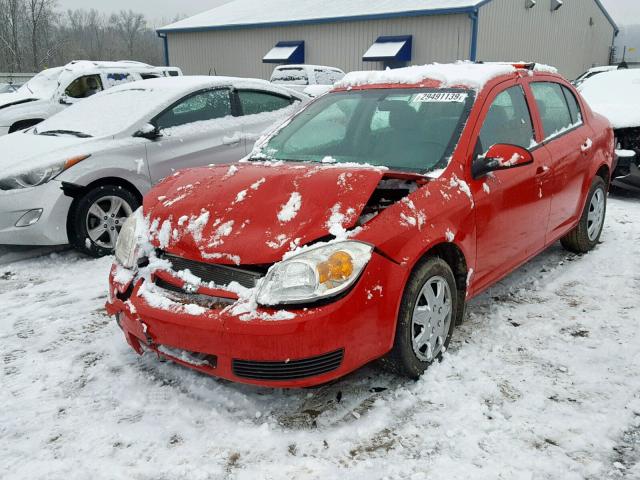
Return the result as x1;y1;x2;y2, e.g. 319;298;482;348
412;92;468;103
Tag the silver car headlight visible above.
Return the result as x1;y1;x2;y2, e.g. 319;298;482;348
256;241;373;306
115;213;139;269
0;155;90;190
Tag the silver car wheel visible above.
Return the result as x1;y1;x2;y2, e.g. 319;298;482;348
85;196;133;249
411;276;452;362
587;187;605;241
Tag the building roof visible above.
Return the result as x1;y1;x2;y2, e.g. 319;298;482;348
158;0;488;33
157;0;618;36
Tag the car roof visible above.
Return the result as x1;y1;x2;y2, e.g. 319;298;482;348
334;61;559;91
109;75;304;98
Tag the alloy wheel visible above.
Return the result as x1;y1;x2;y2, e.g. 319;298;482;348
411;276;453;362
85;196;133;249
587;188;605;241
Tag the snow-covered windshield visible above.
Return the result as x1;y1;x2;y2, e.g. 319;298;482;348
271;68;309;86
18;67;64;98
34;88;172;137
256;88;474;173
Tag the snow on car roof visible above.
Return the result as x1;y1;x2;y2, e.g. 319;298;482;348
579;69;640;129
110;75;298;98
159;0;484;31
335;62;558;91
335;61;517;91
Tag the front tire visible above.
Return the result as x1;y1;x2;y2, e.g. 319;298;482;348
69;184;140;257
383;257;459;379
561;177;607;254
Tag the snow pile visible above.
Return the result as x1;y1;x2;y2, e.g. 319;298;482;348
336;61;516;90
277;192;302;223
579;69;640;129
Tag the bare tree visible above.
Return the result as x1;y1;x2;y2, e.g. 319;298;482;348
0;0;25;71
25;0;57;70
110;10;146;59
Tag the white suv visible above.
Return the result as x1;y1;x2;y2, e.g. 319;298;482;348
0;60;182;136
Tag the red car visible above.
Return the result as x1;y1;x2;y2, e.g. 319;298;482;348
106;62;614;388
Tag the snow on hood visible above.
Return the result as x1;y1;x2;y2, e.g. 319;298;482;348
0;90;38;110
579;69;640;129
143;163;388;264
0;130;96;178
335;61;517;91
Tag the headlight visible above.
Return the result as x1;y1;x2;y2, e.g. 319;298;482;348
115;213;139;269
0;155;90;190
256;241;373;306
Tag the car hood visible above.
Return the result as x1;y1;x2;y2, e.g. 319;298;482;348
0;90;39;110
0;130;95;178
144;162;392;265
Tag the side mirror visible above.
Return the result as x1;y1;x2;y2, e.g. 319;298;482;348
472;144;534;179
133;123;161;140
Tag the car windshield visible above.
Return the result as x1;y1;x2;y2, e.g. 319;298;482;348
255;88;474;173
18;68;64;97
34;88;174;137
271;68;309;86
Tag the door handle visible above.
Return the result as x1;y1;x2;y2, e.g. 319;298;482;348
536;165;551;177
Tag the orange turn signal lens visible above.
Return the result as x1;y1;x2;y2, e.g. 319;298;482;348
64;154;91;170
317;251;354;285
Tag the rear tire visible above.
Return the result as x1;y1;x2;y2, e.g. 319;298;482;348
68;184;140;258
560;177;606;254
382;257;459;379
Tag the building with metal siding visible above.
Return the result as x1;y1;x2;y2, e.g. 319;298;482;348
158;0;617;81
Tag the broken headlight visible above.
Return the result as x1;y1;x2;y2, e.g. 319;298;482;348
256;241;373;306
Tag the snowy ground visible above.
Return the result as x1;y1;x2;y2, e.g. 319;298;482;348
1;196;639;480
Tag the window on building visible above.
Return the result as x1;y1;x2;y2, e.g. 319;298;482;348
237;90;292;115
65;75;104;99
155;89;231;130
530;82;575;140
478;86;535;153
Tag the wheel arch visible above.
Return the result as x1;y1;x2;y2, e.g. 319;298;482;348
65;177;144;241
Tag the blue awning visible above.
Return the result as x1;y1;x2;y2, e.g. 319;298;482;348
262;41;305;64
363;35;412;62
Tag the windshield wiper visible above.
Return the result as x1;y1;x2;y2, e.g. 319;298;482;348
38;129;92;138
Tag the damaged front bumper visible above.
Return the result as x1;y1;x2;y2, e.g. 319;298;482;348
613;128;640;193
106;253;406;388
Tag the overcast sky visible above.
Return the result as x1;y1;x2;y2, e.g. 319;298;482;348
56;0;639;27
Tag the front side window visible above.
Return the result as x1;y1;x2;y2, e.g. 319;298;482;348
478;86;535;153
155;89;231;130
255;88;474;173
237;91;292;115
65;75;104;99
530;82;575;140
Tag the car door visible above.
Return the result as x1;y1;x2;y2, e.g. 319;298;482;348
235;89;300;154
470;81;553;292
146;87;244;183
527;81;593;239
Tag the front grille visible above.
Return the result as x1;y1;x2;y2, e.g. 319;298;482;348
158;252;263;289
154;277;236;310
232;349;344;381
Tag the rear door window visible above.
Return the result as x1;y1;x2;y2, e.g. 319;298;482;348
478;86;535;153
530;82;575;140
561;86;583;125
237;90;292;115
155;88;231;131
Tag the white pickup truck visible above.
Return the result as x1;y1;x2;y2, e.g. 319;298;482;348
0;61;182;136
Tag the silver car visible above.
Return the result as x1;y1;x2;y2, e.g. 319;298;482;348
0;76;306;256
